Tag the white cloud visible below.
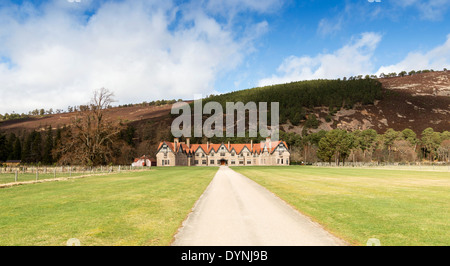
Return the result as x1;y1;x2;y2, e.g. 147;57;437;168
376;34;450;75
205;0;283;15
0;0;267;114
394;0;450;20
258;32;382;86
317;16;343;37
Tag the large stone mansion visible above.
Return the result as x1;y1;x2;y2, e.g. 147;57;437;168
156;137;290;166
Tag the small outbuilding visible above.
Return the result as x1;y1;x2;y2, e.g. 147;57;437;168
131;155;155;167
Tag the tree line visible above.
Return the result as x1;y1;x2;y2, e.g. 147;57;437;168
377;68;448;79
0;89;138;166
0;126;61;165
281;127;450;165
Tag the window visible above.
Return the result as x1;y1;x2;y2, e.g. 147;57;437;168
210;160;214;164
247;161;251;165
202;160;207;165
239;161;244;165
194;160;199;165
231;160;235;165
220;152;225;156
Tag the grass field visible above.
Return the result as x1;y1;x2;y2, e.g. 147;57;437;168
232;166;450;246
0;172;87;184
0;167;218;246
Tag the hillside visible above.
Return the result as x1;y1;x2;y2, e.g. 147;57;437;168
0;71;449;157
0;104;176;161
317;71;450;134
199;71;450;136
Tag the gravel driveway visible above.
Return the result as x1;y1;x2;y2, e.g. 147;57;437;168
172;166;346;246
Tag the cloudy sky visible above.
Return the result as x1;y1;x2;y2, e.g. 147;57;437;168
1;0;450;114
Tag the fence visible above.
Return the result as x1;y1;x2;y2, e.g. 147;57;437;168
0;165;151;185
311;162;450;172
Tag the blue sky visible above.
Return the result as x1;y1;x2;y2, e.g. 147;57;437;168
0;0;450;114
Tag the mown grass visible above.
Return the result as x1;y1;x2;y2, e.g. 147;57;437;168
0;167;218;246
232;166;450;246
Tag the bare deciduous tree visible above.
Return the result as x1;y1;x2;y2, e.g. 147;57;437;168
437;140;450;162
57;88;124;166
392;139;417;163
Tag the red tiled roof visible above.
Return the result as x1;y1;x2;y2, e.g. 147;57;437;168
134;155;156;162
157;140;288;155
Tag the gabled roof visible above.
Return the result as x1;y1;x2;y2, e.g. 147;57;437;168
133;155;155;162
156;139;289;155
157;141;176;153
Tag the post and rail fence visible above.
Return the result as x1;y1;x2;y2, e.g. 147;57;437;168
310;161;450;171
0;165;152;185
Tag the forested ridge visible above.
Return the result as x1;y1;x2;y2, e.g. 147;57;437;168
202;78;383;125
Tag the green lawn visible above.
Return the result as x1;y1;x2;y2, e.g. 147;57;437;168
232;166;450;246
0;167;218;246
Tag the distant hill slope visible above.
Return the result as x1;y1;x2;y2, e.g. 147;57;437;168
201;71;449;135
1;71;449;138
0;104;174;134
323;71;450;134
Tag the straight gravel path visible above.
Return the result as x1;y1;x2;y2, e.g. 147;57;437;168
172;166;346;246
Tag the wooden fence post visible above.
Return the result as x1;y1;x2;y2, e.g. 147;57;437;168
15;171;18;182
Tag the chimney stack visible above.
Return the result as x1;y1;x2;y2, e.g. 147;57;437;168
266;137;272;149
207;141;209;151
228;141;230;150
251;140;253;151
174;138;179;151
186;137;190;149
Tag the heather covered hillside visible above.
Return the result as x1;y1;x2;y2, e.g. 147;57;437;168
0;71;449;165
